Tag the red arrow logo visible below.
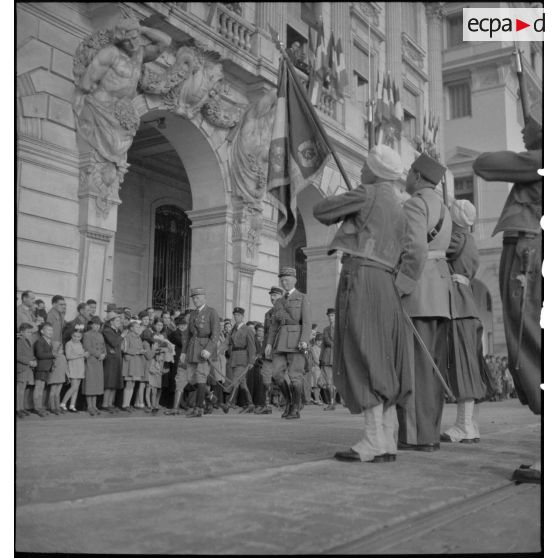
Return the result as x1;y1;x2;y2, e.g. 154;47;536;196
516;18;530;31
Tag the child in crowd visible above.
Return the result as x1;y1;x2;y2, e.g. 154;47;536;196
48;341;69;414
83;316;106;416
147;350;167;413
16;323;36;418
121;320;147;412
61;327;88;412
33;322;56;417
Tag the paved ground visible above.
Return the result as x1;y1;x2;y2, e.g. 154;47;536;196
15;399;541;554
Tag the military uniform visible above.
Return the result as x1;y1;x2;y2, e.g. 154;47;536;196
267;267;312;419
182;288;220;417
313;144;412;462
473;148;542;416
319;310;337;410
226;308;256;412
395;153;453;450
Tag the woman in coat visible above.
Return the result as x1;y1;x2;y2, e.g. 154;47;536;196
101;312;123;412
83;316;106;415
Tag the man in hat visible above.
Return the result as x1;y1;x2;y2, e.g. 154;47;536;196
265;268;312;419
314;145;411;462
223;307;257;413
321;308;337;411
395;152;453;452
473;102;542;484
180;287;220;418
254;286;284;415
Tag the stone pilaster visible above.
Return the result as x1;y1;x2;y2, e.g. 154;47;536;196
187;205;231;316
231;202;263;314
303;245;341;330
425;2;446;162
385;3;403;85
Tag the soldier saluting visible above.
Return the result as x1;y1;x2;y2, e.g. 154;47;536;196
180;287;220;418
473;101;542;484
265;267;312;420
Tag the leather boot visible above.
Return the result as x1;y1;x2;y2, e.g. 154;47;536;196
285;381;302;419
280;381;292;418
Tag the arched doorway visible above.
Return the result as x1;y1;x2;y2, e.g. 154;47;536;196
114;122;193;311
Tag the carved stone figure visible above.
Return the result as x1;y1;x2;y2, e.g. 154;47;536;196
73;17;171;214
229;89;277;206
141;43;226;120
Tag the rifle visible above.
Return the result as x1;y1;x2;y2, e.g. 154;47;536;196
514;45;531;124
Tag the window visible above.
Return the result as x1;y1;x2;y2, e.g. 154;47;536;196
403;3;419;41
403;110;416;140
286;25;309;74
448;81;471;119
354;71;368;115
447;13;463;47
454;176;475;205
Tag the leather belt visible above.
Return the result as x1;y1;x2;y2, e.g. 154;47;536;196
232;347;246;351
427;250;446;260
451;273;470;286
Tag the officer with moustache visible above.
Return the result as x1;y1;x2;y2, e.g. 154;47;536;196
181;287;220;418
265;267;312;420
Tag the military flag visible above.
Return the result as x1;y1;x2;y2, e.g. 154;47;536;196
267;59;332;246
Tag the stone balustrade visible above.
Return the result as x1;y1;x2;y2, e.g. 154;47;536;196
214;4;255;52
318;90;337;119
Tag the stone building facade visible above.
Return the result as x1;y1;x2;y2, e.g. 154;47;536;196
18;1;526;340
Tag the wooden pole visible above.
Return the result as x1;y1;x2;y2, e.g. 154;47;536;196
269;27;354;192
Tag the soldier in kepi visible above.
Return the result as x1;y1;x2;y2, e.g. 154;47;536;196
395;153;453;453
180;288;221;418
473;100;542;484
223;307;256;414
265;267;312;420
254;286;284;415
313;145;412;462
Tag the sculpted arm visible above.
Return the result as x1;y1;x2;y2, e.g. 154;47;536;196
79;46;119;92
141;26;172;62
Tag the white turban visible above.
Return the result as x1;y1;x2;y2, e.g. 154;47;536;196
364;145;403;181
450;199;477;228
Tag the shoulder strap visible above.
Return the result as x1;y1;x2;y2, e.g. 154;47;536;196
420;195;445;244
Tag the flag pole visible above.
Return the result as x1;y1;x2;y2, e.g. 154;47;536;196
367;14;374;150
269;26;354;192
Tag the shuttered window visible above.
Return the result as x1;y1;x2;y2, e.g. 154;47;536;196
447;14;463;47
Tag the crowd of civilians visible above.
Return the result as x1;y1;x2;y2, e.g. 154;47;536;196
16;290;338;418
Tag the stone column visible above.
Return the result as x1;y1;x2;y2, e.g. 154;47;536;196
187;205;231;317
77;151;121;314
303;246;341;331
385;3;403;85
231;202;263;315
425;2;446;163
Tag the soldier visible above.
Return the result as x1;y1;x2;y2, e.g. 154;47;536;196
180;287;220;418
265;267;312;420
441;200;494;444
321;308;336;411
224;307;257;413
254;286;284;415
313;145;411;462
473;103;542;484
395;153;453;452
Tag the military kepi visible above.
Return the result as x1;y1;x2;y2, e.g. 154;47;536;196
411;153;446;185
326;308;335;315
269;286;284;295
232;307;245;315
278;266;296;278
190;287;206;297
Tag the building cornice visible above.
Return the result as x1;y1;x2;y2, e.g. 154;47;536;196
18;135;80;177
187;205;232;227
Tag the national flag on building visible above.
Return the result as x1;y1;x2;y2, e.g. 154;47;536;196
335;37;348;97
382;74;390;119
267;60;332;246
393;84;404;122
